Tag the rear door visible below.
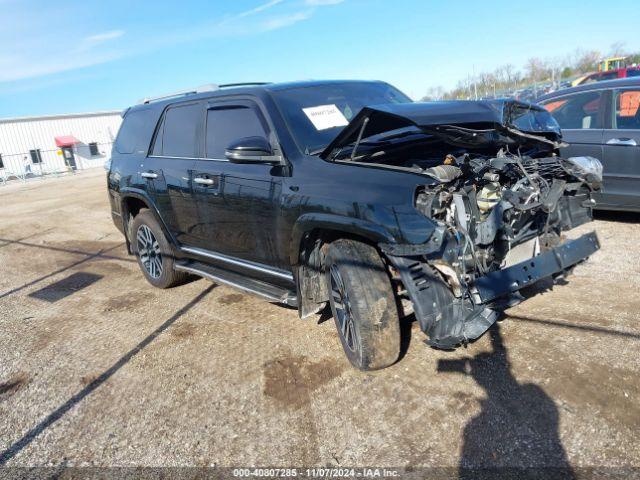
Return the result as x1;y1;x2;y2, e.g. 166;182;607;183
190;99;286;267
144;101;203;245
601;87;640;209
540;90;606;160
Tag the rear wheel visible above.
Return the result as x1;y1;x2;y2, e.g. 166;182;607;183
131;210;187;288
325;239;401;370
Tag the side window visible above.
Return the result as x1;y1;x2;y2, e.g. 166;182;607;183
150;116;165;156
205;106;268;159
88;142;100;156
160;103;202;158
114;108;156;154
613;89;640;130
29;149;43;164
541;91;603;129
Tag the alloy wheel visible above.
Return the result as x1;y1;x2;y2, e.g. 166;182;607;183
329;264;360;353
136;224;163;279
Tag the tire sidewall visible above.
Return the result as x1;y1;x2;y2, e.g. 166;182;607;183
131;211;176;288
325;240;401;370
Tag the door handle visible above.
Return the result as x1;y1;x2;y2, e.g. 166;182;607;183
606;138;637;146
141;171;158;179
194;177;215;185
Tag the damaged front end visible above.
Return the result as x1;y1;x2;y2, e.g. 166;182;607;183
326;100;602;349
383;152;600;348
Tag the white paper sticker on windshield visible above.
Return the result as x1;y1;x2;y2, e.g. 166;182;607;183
302;104;349;131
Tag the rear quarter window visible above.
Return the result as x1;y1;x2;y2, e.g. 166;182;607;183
114;108;157;155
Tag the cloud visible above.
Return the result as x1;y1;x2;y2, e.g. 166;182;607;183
304;0;345;5
235;0;284;18
261;10;313;31
0;0;347;84
84;30;125;43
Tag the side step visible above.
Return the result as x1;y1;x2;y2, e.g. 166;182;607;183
174;260;298;307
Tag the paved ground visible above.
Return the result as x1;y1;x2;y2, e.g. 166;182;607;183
0;170;639;473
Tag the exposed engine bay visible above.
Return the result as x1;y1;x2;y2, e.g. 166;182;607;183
321;100;602;348
390;148;600;349
414;150;600;279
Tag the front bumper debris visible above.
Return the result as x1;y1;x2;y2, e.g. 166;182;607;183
386;231;600;349
474;231;600;302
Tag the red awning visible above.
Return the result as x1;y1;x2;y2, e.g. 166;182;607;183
54;135;81;147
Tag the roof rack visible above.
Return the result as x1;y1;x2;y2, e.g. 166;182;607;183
218;82;271;88
137;82;271;105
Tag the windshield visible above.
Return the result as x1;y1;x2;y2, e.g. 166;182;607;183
510;104;561;135
270;82;412;154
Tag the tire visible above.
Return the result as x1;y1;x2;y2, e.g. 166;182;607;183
325;239;401;370
130;209;187;289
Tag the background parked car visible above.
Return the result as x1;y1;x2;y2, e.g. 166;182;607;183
575;66;640;85
538;78;640;211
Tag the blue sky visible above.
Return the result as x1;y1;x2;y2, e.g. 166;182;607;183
1;0;639;118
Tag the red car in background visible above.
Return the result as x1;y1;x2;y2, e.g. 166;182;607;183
578;66;640;85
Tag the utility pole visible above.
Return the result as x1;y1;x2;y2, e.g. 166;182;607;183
473;64;478;100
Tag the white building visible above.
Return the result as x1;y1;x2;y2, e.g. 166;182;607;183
0;111;122;180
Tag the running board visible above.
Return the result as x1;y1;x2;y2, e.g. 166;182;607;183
174;260;298;307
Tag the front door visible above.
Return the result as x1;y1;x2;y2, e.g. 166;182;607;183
541;90;606;160
143;101;203;246
600;87;640;209
62;147;76;169
191;99;286;268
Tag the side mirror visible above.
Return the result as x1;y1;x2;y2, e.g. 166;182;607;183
225;136;283;164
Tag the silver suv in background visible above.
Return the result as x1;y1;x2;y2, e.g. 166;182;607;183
538;78;640;212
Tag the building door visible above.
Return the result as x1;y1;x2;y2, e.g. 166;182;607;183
62;147;77;169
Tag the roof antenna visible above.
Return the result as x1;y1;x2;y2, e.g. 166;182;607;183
350;117;370;161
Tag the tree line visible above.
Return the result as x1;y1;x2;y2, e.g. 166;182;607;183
422;42;640;101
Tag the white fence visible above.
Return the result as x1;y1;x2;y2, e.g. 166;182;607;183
0;141;113;184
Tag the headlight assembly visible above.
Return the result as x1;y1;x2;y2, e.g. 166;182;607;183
566;156;603;184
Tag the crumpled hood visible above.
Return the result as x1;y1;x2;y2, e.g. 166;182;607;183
320;99;564;159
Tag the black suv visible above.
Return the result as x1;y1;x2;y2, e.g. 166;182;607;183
108;80;600;370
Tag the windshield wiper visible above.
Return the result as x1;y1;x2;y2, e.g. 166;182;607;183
370;129;425;142
326;128;431;161
308;147;327;156
350;117;370;161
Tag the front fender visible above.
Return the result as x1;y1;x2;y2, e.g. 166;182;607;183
289;212;397;265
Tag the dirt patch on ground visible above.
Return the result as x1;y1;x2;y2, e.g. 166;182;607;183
80;373;100;386
170;323;197;340
218;293;245;305
0;372;30;399
263;355;344;410
102;291;147;313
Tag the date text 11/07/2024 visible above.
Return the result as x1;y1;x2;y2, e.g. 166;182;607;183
232;467;400;477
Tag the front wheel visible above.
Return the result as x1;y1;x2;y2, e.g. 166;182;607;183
325;239;401;370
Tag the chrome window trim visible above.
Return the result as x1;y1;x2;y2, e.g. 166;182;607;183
147;155;229;162
539;87;610;104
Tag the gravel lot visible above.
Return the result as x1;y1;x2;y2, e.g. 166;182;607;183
0;170;639;474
